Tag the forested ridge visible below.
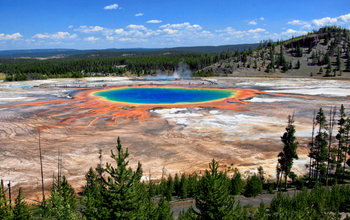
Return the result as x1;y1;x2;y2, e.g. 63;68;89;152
1;104;350;219
1;26;349;81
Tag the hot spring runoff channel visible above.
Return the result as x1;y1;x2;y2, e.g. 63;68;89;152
93;87;236;104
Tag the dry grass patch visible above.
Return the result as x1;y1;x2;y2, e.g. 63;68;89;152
0;73;6;80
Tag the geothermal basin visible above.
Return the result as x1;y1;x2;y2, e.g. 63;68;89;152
1;76;350;202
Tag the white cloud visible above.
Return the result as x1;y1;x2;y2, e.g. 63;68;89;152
68;25;73;29
32;32;76;40
135;13;143;17
248;28;266;33
281;29;307;36
115;28;124;34
106;36;115;41
84;36;100;41
288;13;350;30
163;28;179;35
74;25;113;35
126;24;148;30
147;20;162;24
0;33;22;40
248;20;257;25
104;4;119;10
259;17;264;21
119;38;132;41
159;22;201;31
75;26;103;33
287;20;308;26
160;22;190;29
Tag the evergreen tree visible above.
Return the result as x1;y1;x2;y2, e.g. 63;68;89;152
81;168;106;219
244;174;263;197
148;180;156;198
0;185;13;220
13;188;31;220
313;108;329;180
101;137;151;219
156;195;174;220
278;115;299;190
188;174;198;198
254;200;267;220
174;173;180;196
230;168;244;195
194;159;236;219
180;173;188;199
177;207;196;220
337;48;342;70
165;174;174;201
297;59;301;69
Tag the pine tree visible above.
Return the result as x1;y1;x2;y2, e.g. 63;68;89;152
177;207;196;220
337;48;342;70
179;174;188;199
244;174;263;197
156;195;174;220
314;108;329;180
101;137;151;219
43;175;79;219
230;168;244;195
148;180;156;197
81;168;105;219
254;200;267;220
188;174;198;198
13;188;30;220
0;185;13;220
174;173;180;196
165;174;174;201
278;115;299;190
194;159;235;219
297;59;301;69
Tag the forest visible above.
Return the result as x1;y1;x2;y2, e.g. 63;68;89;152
0;26;349;81
1;104;350;219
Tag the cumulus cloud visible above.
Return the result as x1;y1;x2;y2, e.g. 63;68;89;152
74;25;113;35
147;20;162;24
106;36;115;41
259;17;264;21
288;13;350;29
248;20;257;25
119;38;132;41
84;36;100;41
75;26;103;33
104;4;119;10
68;25;73;29
32;32;76;40
287;20;308;26
281;29;307;36
135;13;143;17
163;28;179;35
159;22;201;31
0;33;22;40
115;28;124;34
126;24;148;30
248;28;266;33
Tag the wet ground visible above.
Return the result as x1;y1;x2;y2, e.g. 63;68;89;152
0;76;350;202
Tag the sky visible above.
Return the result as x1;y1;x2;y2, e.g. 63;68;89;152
1;0;350;50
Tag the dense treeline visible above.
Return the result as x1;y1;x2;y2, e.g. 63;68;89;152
0;52;231;81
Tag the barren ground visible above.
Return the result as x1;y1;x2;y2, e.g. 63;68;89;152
1;76;349;203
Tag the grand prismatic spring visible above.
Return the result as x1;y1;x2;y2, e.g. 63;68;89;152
1;77;350;200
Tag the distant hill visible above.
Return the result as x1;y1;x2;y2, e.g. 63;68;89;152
0;43;260;59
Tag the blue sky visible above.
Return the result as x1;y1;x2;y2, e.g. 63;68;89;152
1;0;350;50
